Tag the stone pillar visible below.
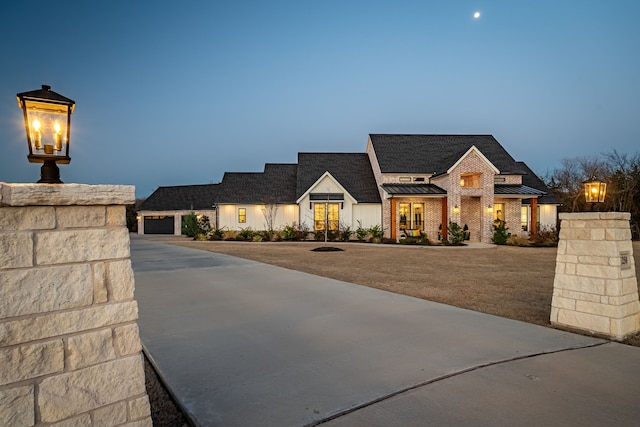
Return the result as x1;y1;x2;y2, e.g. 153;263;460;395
551;212;640;340
0;183;151;426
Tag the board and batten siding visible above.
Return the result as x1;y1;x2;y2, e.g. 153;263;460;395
352;204;382;229
218;204;298;231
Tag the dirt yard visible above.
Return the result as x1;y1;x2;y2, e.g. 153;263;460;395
146;237;640;345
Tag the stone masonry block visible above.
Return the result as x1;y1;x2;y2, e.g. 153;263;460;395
577;255;610;266
67;329;116;370
0;340;64;386
107;205;127;226
123;418;153;427
551;296;576;310
128;395;151;420
576;264;621;279
575;300;618;318
553;274;605;295
0;385;34;427
48;413;91;426
35;228;130;265
92;401;127;425
622;277;639;294
114;324;142;356
0;301;138;347
560;228;591;240
605;228;632;241
556;309;610;335
108;259;136;301
610;315;640;339
0;232;33;269
565;240;620;257
0;264;93;320
0;206;54;230
56;206;106;228
556;289;602;303
0;184;135;207
38;355;146;423
92;262;108;304
605;279;622;296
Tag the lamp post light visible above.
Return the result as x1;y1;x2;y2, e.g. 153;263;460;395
17;85;75;184
583;176;607;206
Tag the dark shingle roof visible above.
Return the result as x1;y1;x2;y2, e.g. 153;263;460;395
296;153;381;203
517;162;562;205
381;183;446;195
138;184;219;211
215;163;298;204
369;134;526;175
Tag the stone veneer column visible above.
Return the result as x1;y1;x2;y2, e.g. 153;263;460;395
0;183;151;426
551;212;640;340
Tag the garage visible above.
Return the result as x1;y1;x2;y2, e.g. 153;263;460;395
143;216;175;234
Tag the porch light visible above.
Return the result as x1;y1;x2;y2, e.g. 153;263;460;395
583;177;607;204
17;85;76;184
487;205;493;213
452;205;460;214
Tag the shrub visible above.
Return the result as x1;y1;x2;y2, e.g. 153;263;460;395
339;223;352;242
281;224;297;241
208;226;225;241
445;221;465;245
530;226;559;247
492;219;509;245
237;227;256;241
368;224;384;243
356;220;369;241
182;212;212;239
507;234;530;246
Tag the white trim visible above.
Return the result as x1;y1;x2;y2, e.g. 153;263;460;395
447;145;500;175
296;171;357;204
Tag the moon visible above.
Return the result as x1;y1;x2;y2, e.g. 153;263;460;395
473;11;481;19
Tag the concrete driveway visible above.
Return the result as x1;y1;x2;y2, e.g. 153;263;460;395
131;236;640;426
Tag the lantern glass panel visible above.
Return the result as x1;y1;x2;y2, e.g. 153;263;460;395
24;100;70;159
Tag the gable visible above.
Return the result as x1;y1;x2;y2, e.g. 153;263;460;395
296;171;357;204
296;153;381;203
447;146;500;175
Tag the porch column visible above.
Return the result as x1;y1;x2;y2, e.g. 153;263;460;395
530;198;538;238
391;198;397;240
441;197;448;240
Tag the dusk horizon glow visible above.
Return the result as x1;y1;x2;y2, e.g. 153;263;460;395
1;1;638;198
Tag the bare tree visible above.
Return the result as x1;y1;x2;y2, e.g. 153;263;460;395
261;197;279;240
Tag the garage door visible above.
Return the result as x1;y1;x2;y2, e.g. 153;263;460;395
144;216;175;234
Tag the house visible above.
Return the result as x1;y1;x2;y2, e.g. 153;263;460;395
137;134;560;242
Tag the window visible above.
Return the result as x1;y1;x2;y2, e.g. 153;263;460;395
399;203;423;230
460;173;481;188
399;203;410;229
494;203;504;222
314;203;339;231
521;206;529;231
238;208;246;223
413;177;425;182
399;176;411;183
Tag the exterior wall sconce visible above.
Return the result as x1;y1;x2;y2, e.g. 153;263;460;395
583;177;607;204
487;205;493;213
16;85;75;184
452;205;460;214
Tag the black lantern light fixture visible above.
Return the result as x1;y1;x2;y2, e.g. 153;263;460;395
583;176;607;204
16;85;75;183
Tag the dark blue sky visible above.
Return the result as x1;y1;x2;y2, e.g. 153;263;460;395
1;1;638;198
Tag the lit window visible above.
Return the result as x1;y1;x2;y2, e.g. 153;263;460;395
494;203;504;222
521;206;529;231
399;176;411;182
238;208;246;223
314;203;339;231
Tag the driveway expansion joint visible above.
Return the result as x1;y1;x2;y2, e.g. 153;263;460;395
307;341;609;427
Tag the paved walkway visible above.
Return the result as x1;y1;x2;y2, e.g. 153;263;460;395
131;236;640;426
